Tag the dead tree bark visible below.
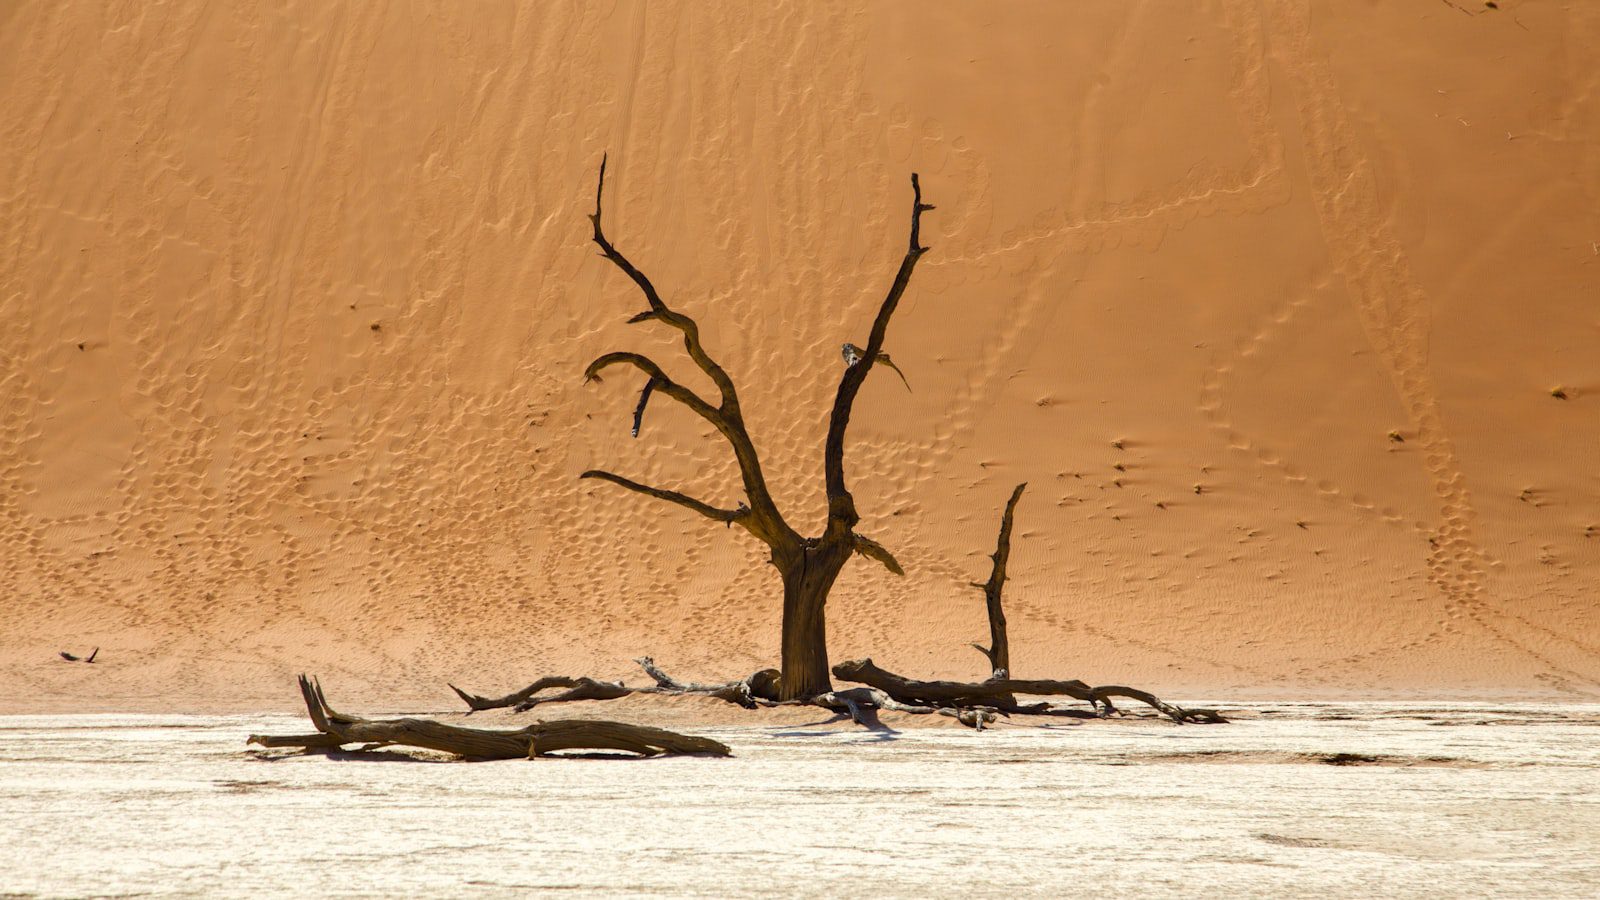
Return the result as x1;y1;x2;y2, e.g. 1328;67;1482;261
832;658;1225;724
581;155;932;700
448;658;776;713
448;676;632;712
633;656;779;706
971;482;1026;678
249;676;732;759
812;686;1000;730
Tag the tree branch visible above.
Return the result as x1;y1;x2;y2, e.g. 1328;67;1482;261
852;533;905;576
590;155;742;408
823;174;934;534
975;482;1026;677
583;352;721;425
580;470;750;525
586;156;792;543
631;375;660;438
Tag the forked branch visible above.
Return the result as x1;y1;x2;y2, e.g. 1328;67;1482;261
583;352;720;424
590;153;741;408
585;156;790;539
448;675;632;713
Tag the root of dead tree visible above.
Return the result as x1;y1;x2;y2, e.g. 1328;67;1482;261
831;658;1226;724
448;658;779;713
247;676;731;759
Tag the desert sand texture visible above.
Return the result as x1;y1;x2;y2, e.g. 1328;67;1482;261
2;1;1598;713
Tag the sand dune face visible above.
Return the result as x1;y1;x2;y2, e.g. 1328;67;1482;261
2;1;1597;711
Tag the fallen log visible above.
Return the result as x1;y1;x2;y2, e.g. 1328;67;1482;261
634;656;779;706
832;658;1225;724
810;686;1000;730
448;675;632;713
448;658;777;713
249;676;732;759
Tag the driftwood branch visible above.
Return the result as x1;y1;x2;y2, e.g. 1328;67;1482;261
250;676;731;759
449;659;778;714
633;656;778;706
832;658;1225;724
812;686;999;730
447;675;632;713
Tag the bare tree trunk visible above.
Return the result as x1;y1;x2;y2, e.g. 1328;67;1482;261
778;541;849;699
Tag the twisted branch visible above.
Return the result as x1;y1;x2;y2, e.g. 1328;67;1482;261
583;352;719;424
591;153;740;407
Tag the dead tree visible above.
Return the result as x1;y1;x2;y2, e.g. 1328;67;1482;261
581;155;933;700
971;482;1026;678
250;676;731;759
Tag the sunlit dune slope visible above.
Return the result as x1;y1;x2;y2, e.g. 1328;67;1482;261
2;1;1597;710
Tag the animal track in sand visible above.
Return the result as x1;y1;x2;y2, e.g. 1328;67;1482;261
1237;0;1600;689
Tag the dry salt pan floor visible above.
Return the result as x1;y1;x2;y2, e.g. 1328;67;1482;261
3;704;1599;898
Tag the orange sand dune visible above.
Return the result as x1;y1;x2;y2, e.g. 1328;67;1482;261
3;1;1598;712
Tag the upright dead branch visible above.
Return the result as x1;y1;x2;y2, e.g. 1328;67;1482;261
814;486;1225;726
249;676;731;759
971;482;1026;677
823;173;934;537
580;156;933;699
